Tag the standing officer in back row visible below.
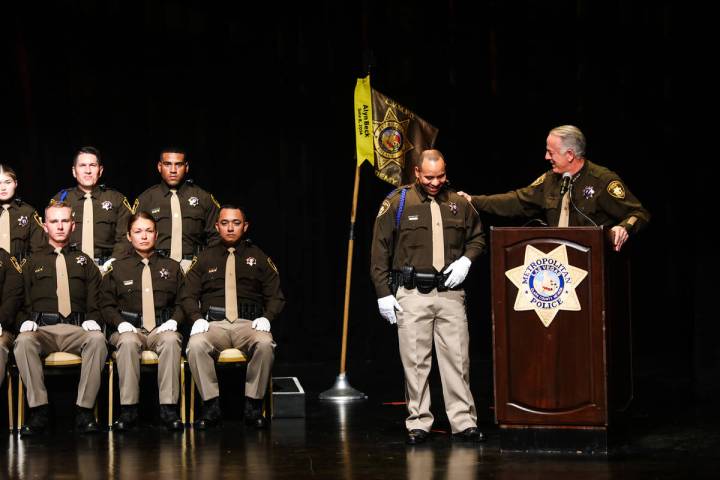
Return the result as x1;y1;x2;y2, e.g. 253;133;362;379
135;148;221;272
51;146;133;272
14;201;106;436
371;149;486;445
181;205;284;429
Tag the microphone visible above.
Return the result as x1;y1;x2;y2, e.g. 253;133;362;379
559;172;572;195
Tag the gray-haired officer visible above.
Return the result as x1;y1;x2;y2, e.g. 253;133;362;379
135;148;220;273
180;205;284;429
371;149;486;445
100;211;185;431
51;146;133;272
14;201;106;436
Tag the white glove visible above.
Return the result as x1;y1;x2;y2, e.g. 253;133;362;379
377;295;403;325
117;321;137;334
0;324;3;337
251;317;271;332
82;320;102;332
99;257;116;274
190;319;210;336
156;319;178;333
20;320;39;333
443;256;471;288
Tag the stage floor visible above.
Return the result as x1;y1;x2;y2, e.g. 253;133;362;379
2;359;719;479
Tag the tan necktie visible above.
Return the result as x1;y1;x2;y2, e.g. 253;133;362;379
81;192;94;258
225;247;238;322
558;192;570;227
170;189;182;261
0;204;10;253
141;258;156;331
429;197;445;272
55;248;72;317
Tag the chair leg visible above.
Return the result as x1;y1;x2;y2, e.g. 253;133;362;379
189;376;195;425
108;360;114;429
17;376;24;429
180;358;186;424
7;370;14;432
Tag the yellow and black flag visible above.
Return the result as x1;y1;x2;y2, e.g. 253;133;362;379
354;75;439;186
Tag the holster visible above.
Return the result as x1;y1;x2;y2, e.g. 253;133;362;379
120;308;173;328
205;304;264;322
391;266;454;294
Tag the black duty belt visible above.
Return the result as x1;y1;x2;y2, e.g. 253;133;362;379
32;312;86;327
205;304;264;322
120;309;173;329
390;266;460;294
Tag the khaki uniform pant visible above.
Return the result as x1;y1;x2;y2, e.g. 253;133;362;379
186;319;275;401
396;287;477;434
13;323;108;409
0;331;14;387
110;329;182;405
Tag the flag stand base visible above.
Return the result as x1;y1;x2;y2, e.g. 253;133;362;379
319;373;366;402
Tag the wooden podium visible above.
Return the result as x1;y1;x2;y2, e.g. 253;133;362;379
491;227;632;453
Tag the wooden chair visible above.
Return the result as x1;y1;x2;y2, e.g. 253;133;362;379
107;350;186;428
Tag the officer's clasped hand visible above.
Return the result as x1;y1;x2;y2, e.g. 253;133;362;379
443;256;471;288
82;320;101;332
117;322;137;334
156;319;178;333
377;295;403;324
190;319;210;336
251;317;271;332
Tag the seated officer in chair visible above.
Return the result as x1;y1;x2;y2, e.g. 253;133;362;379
180;205;285;429
14;201;107;436
100;211;185;431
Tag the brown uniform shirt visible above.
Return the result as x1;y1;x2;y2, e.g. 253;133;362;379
100;252;186;328
21;244;102;322
135;181;220;257
51;186;133;259
371;183;486;298
0;249;24;331
1;199;45;260
179;241;285;322
471;160;650;234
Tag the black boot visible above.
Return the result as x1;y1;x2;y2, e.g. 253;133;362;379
112;404;138;432
20;404;49;437
244;396;268;429
76;406;100;434
194;397;221;430
159;404;184;431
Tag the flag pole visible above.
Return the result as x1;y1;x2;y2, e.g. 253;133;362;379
319;163;366;402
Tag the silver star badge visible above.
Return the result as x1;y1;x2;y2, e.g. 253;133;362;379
18;215;28;227
188;197;199;207
246;257;257;266
583;186;595;199
76;256;88;266
449;202;458;215
159;267;169;279
101;201;113;211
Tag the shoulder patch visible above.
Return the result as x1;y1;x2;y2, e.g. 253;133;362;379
607;180;626;199
104;264;114;275
10;256;23;273
185;256;198;274
529;174;546;187
377;199;391;218
210;194;221;209
122;197;134;213
33;211;43;228
267;257;279;274
131;199;139;214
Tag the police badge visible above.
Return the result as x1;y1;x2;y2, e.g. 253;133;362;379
583;186;595;199
449;202;458;215
18;215;29;227
76;256;88;266
188;197;199;207
101;201;113;211
159;267;169;279
246;257;257;266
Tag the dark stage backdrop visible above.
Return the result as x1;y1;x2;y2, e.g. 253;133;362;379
4;2;705;396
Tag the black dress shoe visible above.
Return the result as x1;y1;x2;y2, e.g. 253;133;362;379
194;397;221;430
113;405;138;432
76;407;99;434
406;429;429;445
159;404;184;431
244;396;268;429
451;427;486;442
20;405;49;437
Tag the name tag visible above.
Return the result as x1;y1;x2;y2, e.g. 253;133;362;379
208;267;218;274
123;280;134;286
151;208;160;215
408;215;419;221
